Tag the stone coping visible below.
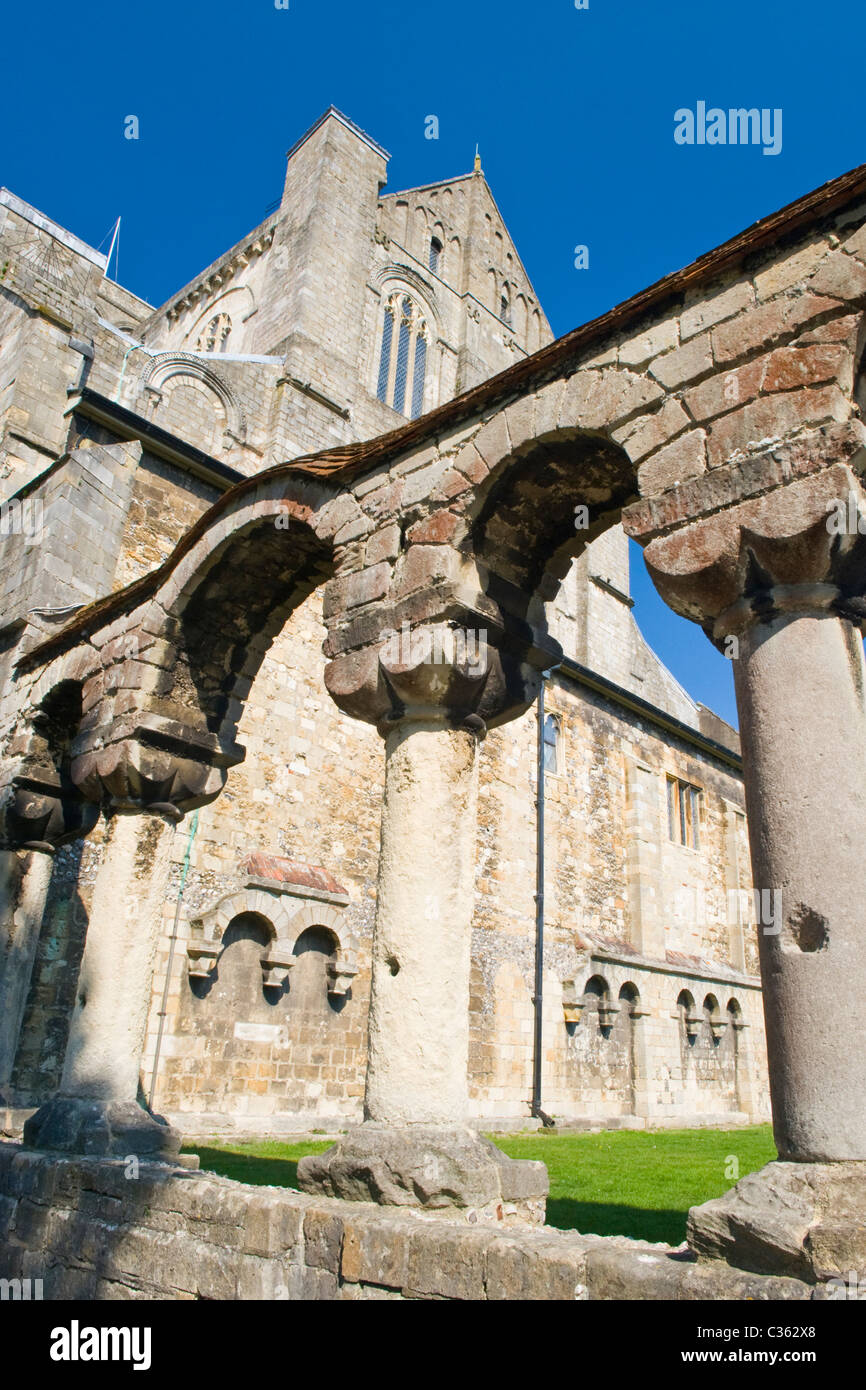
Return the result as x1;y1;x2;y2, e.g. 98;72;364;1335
0;1142;818;1301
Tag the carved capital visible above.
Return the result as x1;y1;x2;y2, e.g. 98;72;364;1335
71;713;245;814
630;463;866;643
324;613;560;733
0;770;99;852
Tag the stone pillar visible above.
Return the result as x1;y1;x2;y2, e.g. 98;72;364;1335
365;717;479;1126
626;438;866;1276
732;607;866;1161
0;848;53;1103
301;623;549;1220
23;807;183;1160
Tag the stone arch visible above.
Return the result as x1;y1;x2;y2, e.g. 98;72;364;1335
677;987;699;1042
139;353;247;447
453;409;641;624
413;204;428;257
146;473;349;746
583;973;618;1032
0;670;99;849
372;264;442;334
182;284;257;352
703;992;726;1044
618;981;641;1014
186;887;358;995
448;236;461;286
514;294;528;341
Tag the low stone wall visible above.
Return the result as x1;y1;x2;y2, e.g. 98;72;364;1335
0;1141;822;1300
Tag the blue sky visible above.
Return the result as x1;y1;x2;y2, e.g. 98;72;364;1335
3;0;863;727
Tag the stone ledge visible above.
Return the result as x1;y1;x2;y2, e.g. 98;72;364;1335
0;1142;822;1301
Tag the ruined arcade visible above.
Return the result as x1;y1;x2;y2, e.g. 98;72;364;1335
1;106;866;1299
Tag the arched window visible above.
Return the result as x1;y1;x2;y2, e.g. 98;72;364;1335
376;293;429;419
429;237;443;274
195;312;232;353
542;712;561;774
500;288;512;326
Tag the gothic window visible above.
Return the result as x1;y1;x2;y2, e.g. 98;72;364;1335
376;293;429;419
500;292;512;326
196;312;232;353
542;713;561;774
667;776;701;850
429;237;443;274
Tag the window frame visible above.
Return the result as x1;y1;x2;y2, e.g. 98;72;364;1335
667;776;702;850
542;712;562;776
376;291;430;419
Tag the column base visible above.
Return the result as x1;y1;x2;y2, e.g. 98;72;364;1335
688;1160;866;1282
297;1124;548;1225
22;1096;183;1163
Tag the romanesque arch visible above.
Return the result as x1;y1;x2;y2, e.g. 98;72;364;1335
187;887;358;995
10;165;866;1254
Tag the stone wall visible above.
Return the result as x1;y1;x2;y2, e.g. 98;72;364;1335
0;1143;815;1301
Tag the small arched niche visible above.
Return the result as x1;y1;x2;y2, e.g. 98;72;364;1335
291;926;341;1017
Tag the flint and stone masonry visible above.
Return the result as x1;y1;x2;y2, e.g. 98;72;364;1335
2;107;866;1290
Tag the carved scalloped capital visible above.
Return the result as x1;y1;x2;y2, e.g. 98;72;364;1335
0;771;99;852
324;617;560;733
71;713;244;814
635;464;866;641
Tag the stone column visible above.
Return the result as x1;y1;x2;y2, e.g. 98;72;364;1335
0;848;54;1103
23;806;183;1160
365;716;479;1126
626;440;866;1276
732;606;866;1161
301;623;549;1220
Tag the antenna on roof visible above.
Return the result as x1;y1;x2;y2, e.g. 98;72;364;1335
101;216;121;282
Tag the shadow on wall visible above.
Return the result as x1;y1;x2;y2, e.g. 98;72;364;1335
11;840;90;1105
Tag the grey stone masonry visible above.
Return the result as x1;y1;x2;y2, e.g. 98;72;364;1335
0;1142;817;1301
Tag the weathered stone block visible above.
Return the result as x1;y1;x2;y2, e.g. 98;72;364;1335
303;1207;344;1274
638;429;707;495
808;248;866;301
705;386;849;469
618;317;679;367
614;398;691;463
649;335;713;389
681;282;753;341
762;344;850;394
687;1161;866;1283
486;1231;591;1300
242;1192;305;1258
341;1210;414;1289
404;1223;493;1300
585;1244;686;1299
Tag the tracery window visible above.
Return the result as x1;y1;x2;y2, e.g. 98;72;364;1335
376;293;429;419
196;313;232;353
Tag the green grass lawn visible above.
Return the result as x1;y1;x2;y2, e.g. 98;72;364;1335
185;1124;776;1246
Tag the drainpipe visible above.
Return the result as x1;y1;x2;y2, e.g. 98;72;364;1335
147;810;199;1111
532;670;558;1129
